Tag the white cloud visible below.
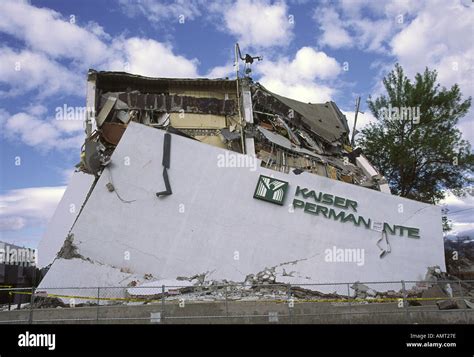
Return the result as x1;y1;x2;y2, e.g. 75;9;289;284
0;0;108;64
0;1;208;154
439;190;474;232
0;185;66;245
119;0;203;23
25;104;48;116
441;190;474;210
390;1;474;97
0;47;83;97
353;18;392;53
457;119;474;147
318;0;473;99
205;63;235;78
0;1;203;98
224;0;293;48
53;119;85;134
60;168;75;185
450;222;474;236
85;21;112;41
316;1;473;147
315;1;426;53
314;5;393;52
0;217;26;231
0;186;66;231
118;0;293;49
314;7;352;49
257;47;341;103
259;79;335;103
1;107;85;151
388;1;473;147
341;110;377;138
0;108;10;128
108;38;199;78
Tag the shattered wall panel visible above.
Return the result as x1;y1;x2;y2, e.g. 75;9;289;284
39;123;445;293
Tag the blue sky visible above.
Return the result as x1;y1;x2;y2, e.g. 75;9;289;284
0;0;473;248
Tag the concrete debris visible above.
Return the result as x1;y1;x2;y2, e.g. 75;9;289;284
77;69;390;191
176;272;210;286
123;266;471;306
455;299;467;309
465;299;474;309
444;238;474;279
116;110;130;124
32;297;67;309
420;285;447;306
121;262;474;304
423;265;471;296
351;282;377;298
425;265;443;282
56;234;83;260
127;279;194;296
436;299;457;310
96;96;117;127
245;267;277;285
29;265;473;308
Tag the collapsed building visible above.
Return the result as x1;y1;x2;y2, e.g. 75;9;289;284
78;70;390;191
36;67;446;301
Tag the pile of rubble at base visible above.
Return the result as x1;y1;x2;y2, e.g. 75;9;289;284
124;266;474;309
14;266;471;309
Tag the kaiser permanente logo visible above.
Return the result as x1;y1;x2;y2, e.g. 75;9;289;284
253;175;421;239
253;175;289;205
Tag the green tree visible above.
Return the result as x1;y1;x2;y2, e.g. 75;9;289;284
358;64;473;204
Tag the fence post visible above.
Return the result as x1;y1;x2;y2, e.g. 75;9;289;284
161;285;165;323
28;287;35;324
224;285;229;317
457;281;468;323
287;284;292;324
347;283;352;324
96;287;100;323
401;280;409;321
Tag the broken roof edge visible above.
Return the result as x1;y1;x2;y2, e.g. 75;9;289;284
87;69;238;92
88;70;350;142
252;83;351;144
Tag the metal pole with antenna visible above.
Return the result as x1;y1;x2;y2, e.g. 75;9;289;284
234;43;246;154
234;43;262;155
351;96;361;147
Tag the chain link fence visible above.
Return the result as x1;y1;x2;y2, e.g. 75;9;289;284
0;280;472;324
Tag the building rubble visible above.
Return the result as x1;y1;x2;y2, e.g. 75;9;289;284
78;70;390;192
124;265;473;306
16;266;471;310
35;63;446;301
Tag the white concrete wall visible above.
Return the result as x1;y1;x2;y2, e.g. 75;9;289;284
39;122;445;290
37;172;95;267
